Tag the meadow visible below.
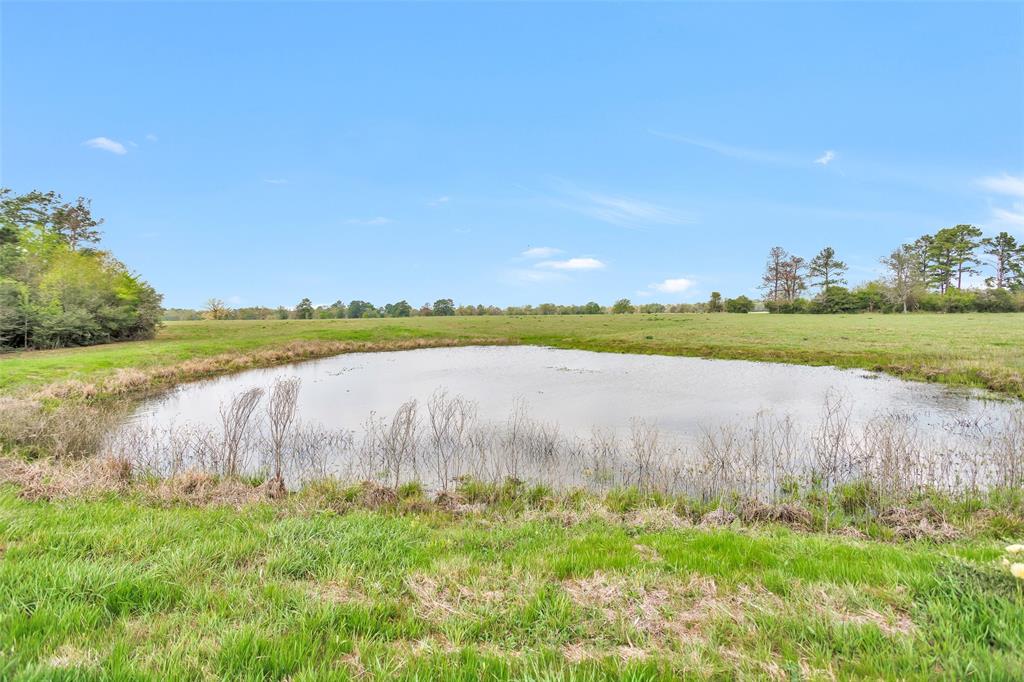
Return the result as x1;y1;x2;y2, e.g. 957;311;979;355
2;313;1023;679
1;484;1023;681
2;313;1024;397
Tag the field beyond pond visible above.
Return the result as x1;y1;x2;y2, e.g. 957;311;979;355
2;313;1024;397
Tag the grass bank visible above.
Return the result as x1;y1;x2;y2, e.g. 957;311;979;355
1;483;1022;680
2;314;1023;398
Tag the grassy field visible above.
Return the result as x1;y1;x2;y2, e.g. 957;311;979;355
1;487;1022;681
2;314;1023;680
2;313;1024;397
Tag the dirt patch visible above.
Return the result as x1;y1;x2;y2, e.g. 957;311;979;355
405;564;533;622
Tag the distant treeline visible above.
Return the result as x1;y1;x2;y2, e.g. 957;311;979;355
1;189;162;350
757;226;1024;314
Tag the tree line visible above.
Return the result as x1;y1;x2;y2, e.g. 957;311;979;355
1;189;162;350
758;225;1024;314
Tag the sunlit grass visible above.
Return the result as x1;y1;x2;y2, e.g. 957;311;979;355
1;489;1022;679
2;313;1023;397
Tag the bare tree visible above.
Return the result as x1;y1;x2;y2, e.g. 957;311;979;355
203;298;232;320
266;377;301;493
218;387;264;477
427;390;477;491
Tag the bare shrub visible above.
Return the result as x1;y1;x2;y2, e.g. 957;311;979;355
427;390;477;491
266;377;301;490
218;387;264;477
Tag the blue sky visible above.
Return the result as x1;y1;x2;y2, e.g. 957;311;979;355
3;2;1023;309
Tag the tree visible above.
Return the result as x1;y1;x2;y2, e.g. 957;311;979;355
707;292;723;312
808;247;848;297
203;298;231;320
927;225;981;292
780;255;806;302
982;231;1024;290
0;188;162;349
760;247;790;302
724;295;755;313
384;300;412;317
347;300;374;318
582;301;602;314
432;298;455;316
611;298;634;314
51;196;103;249
295;298;314;319
881;244;922;313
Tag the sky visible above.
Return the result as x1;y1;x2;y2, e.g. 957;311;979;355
2;2;1023;309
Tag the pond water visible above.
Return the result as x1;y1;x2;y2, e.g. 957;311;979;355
126;344;1014;440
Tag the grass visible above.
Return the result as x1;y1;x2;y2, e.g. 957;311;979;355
2;313;1024;397
3;314;1023;679
1;488;1022;680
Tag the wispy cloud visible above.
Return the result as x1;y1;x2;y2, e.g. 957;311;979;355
428;195;451;206
992;203;1024;228
83;137;127;155
649;129;789;164
344;216;393;225
263;178;289;185
536;257;606;271
553;182;691;228
977;174;1024;198
145;133;159;142
815;150;836;166
521;246;562;259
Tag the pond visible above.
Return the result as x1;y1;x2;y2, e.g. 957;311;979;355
115;346;1021;493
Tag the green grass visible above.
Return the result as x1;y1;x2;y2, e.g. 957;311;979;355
3;313;1024;396
1;489;1021;680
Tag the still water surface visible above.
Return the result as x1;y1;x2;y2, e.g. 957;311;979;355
130;345;1010;440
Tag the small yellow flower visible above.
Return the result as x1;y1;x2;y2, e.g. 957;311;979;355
1006;544;1024;554
1011;563;1024;581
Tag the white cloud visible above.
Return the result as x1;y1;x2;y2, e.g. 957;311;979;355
263;178;289;185
429;195;451;206
505;268;569;284
992;203;1024;227
521;246;562;259
536;257;606;271
815;150;836;166
344;216;392;225
650;277;695;294
977;174;1024;198
145;133;159;142
83;137;127;155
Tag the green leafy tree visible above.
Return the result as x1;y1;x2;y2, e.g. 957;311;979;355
582;301;602;314
724;295;755;313
384;300;412;317
295;298;314;319
707;292;723;312
611;298;634;314
808;247;848;297
982;231;1024;290
0;188;162;349
346;300;374;318
432;298;455;316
